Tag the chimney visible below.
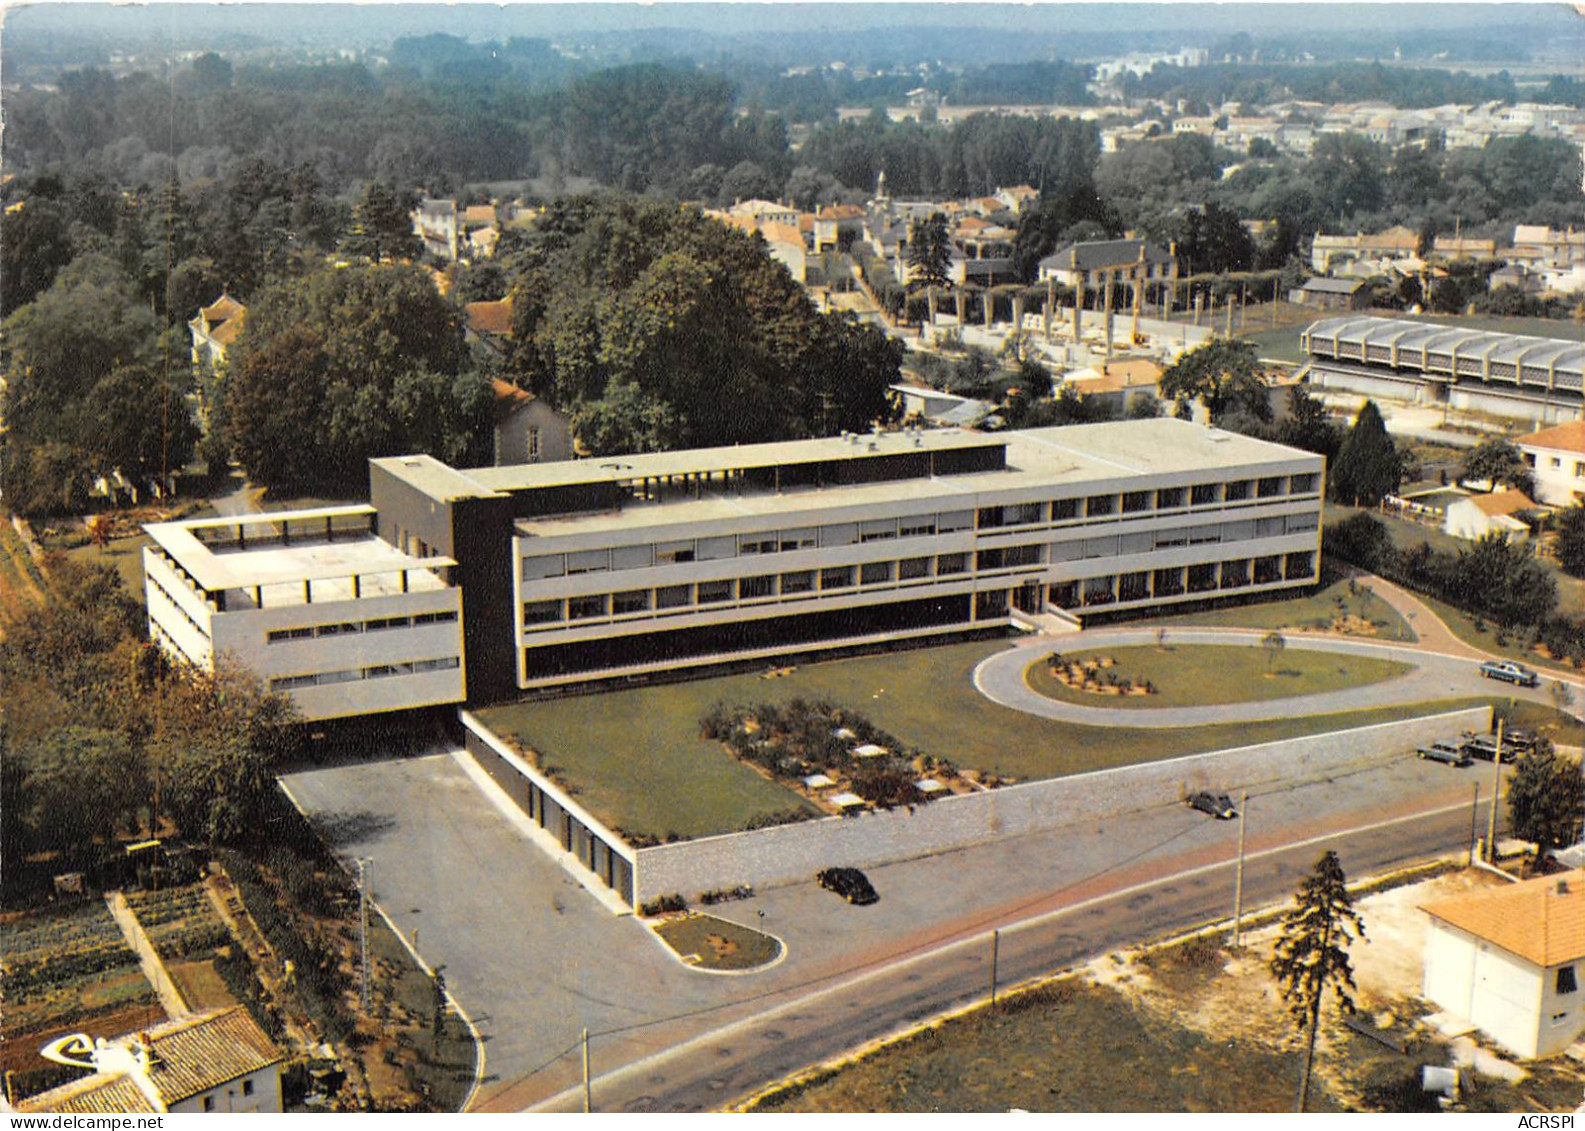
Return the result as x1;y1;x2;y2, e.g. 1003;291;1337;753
1559;879;1571;896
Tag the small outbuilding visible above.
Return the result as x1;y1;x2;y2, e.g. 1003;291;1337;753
1422;874;1585;1059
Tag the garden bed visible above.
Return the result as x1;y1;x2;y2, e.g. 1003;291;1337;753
125;884;233;963
1027;644;1415;710
651;913;782;972
0;900;157;1046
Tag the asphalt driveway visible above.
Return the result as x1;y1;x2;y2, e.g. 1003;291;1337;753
279;741;1489;1110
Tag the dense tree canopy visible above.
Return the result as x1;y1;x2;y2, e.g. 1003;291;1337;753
0;255;196;514
219;264;492;493
498;196;902;456
1507;741;1585;862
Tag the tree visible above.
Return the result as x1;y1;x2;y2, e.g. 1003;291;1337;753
1158;338;1271;423
1555;505;1585;579
1270;850;1365;1113
1460;438;1535;498
10;726;148;855
1276;385;1341;462
907;212;953;292
1262;630;1286;674
1329;401;1402;507
1507;741;1585;865
221;264;485;494
342;181;421;263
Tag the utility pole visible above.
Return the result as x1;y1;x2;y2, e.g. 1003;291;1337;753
357;858;372;1012
582;1028;592;1113
1231;790;1249;947
989;930;1000;1005
1468;782;1481;867
1486;719;1505;861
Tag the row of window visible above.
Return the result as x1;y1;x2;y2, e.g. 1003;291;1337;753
269;655;461;691
149;616;204;668
521;485;1321;582
266;609;458;643
1050;553;1316;607
1052;513;1319;561
523;554;981;627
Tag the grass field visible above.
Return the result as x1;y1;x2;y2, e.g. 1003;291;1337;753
652;913;782;971
747;977;1341;1113
1028;644;1415;710
479;639;1574;841
1151;573;1415;641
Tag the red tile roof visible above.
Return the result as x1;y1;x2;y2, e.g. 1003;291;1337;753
1468;488;1536;517
1522;421;1585;456
466;299;514;337
1424;873;1585;967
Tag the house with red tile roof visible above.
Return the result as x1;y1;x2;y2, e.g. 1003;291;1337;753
1423;874;1585;1058
1519;421;1585;506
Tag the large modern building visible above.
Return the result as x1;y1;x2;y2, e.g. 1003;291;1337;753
1303;316;1585;426
145;418;1323;714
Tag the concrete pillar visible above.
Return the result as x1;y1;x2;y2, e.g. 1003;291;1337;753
1072;270;1084;341
983;290;994;329
1044;278;1055;343
1012;292;1026;334
1102;270;1115;358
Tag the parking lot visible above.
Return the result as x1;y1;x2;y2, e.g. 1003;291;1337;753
280;740;1494;1109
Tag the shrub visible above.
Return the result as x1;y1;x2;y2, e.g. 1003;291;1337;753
639;893;687;916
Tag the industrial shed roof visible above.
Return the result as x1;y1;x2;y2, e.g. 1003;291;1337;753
1303;316;1585;378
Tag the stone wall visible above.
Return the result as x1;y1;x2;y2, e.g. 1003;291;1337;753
630;707;1489;905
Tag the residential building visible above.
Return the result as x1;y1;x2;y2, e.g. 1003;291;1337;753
1443;489;1536;541
994;184;1040;216
412;199;459;260
1433;235;1498;261
1303;316;1585;426
1310;227;1420;275
188;293;246;372
813;204;866;251
1037;238;1176;291
464;298;513;359
1290;276;1369;311
15;1008;282;1114
1059;358;1164;415
142;506;466;721
1423;875;1585;1059
491;379;574;468
1518;421;1585;506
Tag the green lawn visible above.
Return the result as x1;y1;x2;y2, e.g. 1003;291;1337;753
477;640;1574;842
652;913;782;971
1150;573;1415;641
1029;644;1414;710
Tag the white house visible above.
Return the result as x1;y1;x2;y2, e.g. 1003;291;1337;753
1443;489;1536;541
15;1008;283;1114
1518;421;1585;506
1422;874;1585;1059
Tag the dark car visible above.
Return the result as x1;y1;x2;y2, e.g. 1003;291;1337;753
1188;790;1239;820
1478;660;1539;688
816;867;879;905
1460;732;1523;763
1417;740;1472;767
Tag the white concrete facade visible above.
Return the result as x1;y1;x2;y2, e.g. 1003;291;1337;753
503;420;1324;689
143;507;466;721
1423;918;1585;1059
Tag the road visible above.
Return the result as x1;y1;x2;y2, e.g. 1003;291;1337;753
530;797;1485;1113
973;626;1566;727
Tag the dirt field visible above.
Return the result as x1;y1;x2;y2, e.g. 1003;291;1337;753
748;866;1585;1113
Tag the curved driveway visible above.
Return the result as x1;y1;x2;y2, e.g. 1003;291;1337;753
973;627;1560;728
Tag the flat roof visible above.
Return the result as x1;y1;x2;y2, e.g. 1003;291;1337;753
1305;316;1585;376
514;419;1317;538
146;506;455;593
370;454;505;501
466;428;1006;493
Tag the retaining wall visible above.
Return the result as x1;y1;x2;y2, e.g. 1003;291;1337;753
628;706;1489;905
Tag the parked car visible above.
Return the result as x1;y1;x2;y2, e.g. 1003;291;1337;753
1187;790;1239;820
1460;732;1521;763
1478;660;1539;687
1417;740;1472;767
816;867;879;905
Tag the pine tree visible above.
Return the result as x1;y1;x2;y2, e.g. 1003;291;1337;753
1329;400;1402;506
1270;850;1365;1112
906;212;953;292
